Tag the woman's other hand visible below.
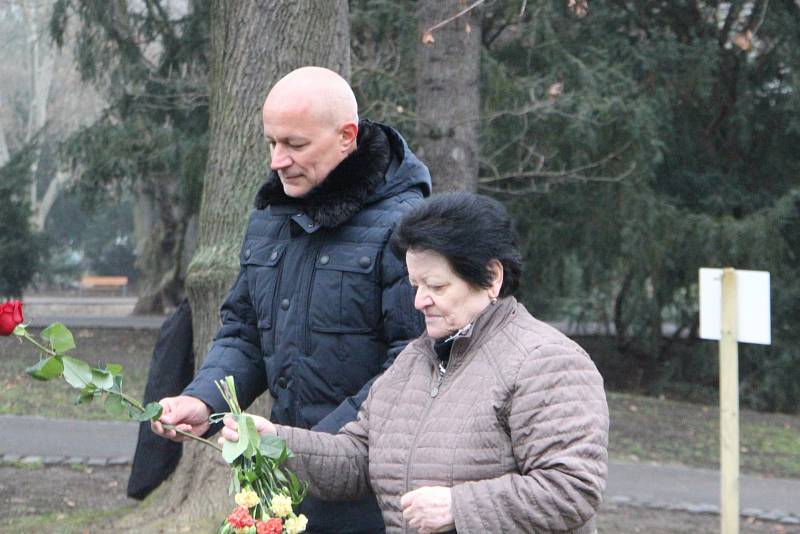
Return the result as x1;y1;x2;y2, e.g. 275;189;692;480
400;486;455;533
218;413;276;445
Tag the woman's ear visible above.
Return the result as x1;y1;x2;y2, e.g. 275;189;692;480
488;259;504;298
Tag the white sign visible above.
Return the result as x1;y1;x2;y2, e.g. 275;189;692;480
699;268;771;345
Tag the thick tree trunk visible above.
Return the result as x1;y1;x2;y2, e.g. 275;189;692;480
119;1;350;529
416;0;481;192
132;176;192;315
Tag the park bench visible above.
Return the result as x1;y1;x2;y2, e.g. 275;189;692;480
78;275;129;297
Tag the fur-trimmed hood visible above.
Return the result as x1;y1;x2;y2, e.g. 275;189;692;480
254;120;431;229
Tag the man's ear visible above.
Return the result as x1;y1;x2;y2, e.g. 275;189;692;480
339;121;358;151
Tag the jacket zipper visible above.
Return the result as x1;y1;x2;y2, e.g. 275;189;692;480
431;361;446;398
303;237;324;355
403;347;452;533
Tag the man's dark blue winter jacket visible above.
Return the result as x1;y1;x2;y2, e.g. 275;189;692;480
183;120;430;532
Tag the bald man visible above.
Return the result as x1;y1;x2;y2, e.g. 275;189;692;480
152;67;431;532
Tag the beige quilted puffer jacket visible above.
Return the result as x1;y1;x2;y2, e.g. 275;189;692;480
276;297;609;533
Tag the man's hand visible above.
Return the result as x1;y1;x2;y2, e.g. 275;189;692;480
218;413;276;445
400;486;455;533
150;395;212;441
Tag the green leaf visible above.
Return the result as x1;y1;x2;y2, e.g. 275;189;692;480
104;394;126;416
12;324;25;336
40;323;76;353
243;416;260;458
258;435;286;459
230;465;241;494
62;356;92;388
222;414;250;464
105;363;123;376
26;356;64;381
91;369;114;390
76;383;97;405
109;375;123;394
135;401;163;422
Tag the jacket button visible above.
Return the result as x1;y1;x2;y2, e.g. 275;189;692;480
277;377;288;388
244;248;251;259
319;255;330;265
270;250;278;261
359;256;371;268
280;298;290;310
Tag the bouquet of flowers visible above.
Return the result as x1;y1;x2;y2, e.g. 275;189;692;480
1;300;307;534
212;375;308;534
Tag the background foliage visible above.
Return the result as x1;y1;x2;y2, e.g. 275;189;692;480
0;149;41;297
350;0;800;412
2;0;799;411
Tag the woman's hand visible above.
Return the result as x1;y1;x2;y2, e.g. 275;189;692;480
218;413;276;445
400;486;455;533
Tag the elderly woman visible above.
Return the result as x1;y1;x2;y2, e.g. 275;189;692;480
223;193;609;533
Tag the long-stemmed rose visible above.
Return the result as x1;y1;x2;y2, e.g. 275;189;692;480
1;299;220;450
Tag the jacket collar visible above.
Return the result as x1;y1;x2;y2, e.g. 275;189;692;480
417;296;519;366
254;120;391;229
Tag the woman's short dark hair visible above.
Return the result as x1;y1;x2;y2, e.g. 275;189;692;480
391;192;522;297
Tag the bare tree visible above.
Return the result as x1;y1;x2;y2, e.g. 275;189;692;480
0;0;102;231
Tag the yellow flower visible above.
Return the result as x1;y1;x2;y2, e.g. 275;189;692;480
270;493;293;518
234;488;260;508
284;514;308;534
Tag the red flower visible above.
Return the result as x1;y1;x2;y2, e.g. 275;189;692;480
0;300;23;336
227;505;255;529
256;518;283;534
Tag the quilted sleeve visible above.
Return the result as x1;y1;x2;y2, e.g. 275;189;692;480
450;341;609;533
276;391;373;501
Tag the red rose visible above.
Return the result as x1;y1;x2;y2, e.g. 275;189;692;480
256;518;283;534
0;300;23;336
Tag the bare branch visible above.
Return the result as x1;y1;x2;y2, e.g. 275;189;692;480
422;0;487;38
479;142;635;191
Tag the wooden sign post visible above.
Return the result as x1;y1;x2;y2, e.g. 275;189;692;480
719;268;739;534
699;267;771;534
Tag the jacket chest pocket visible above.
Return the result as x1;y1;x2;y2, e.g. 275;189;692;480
309;244;381;334
241;241;287;330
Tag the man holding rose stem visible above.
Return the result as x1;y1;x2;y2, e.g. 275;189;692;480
151;66;431;533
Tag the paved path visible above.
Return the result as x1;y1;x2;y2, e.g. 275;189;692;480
27;314;165;329
1;414;799;525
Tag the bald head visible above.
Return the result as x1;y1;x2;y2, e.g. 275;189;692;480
264;66;358;127
262;67;360;198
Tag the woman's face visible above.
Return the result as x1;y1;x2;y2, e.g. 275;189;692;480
406;249;493;339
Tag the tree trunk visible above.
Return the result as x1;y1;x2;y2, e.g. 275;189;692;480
31;169;70;231
131;176;191;315
416;0;481;192
0;104;9;166
21;1;55;226
119;1;350;529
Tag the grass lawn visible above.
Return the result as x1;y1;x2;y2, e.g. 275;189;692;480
0;328;155;421
2;327;799;479
608;391;800;478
